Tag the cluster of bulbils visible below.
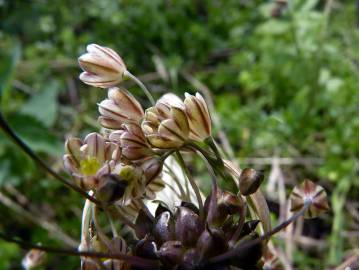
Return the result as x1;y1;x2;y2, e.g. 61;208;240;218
62;44;329;270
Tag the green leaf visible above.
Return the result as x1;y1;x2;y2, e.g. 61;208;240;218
21;81;59;127
0;41;21;112
8;114;62;155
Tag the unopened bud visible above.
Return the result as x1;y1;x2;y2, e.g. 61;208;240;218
96;174;128;203
239;168;264;196
142;157;163;184
158;241;184;265
175;207;203;247
78;44;127;88
196;227;227;259
153;211;175;244
134;238;158;259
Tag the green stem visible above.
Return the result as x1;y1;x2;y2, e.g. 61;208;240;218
163;163;188;200
125;71;155;105
175;151;204;220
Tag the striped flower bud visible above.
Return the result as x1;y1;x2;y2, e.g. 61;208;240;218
78;44;127;88
141;157;163;184
109;123;152;160
290;179;329;218
142;94;189;149
184;92;212;141
63;133;118;190
99;87;144;129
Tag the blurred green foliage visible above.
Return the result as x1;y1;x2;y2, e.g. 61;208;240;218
0;0;358;269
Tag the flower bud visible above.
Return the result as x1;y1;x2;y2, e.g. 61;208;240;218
153;211;175;244
158;241;184;265
142;94;189;149
184;92;212;141
230;233;263;269
22;249;46;270
78;44;127;88
142;157;163;184
290;180;329;218
99;87;144;129
96;174;128;203
239;168;264;196
181;248;200;270
196;227;227;259
134;238;158;259
175;207;203;247
135;209;154;239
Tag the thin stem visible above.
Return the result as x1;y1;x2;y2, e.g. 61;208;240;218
125;71;155;105
206;136;224;168
0;112;100;205
92;205;111;248
113;207;137;230
163;163;188;200
230;203;247;243
106;211;118;237
175;151;204;220
0;233;160;268
207;201;312;265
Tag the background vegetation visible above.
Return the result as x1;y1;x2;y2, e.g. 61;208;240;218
0;0;358;269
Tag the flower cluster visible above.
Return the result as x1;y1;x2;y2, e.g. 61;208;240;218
60;44;330;270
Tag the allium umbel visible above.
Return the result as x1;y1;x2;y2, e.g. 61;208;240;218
78;44;127;88
0;43;330;269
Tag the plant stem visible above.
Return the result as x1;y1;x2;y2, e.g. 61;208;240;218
207;201;311;265
163;163;188;201
125;71;155;105
175;151;204;220
0;112;101;205
0;232;160;268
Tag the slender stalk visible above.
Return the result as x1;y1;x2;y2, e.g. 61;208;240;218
163;163;188;200
0;233;160;268
106;211;118;237
0;112;100;205
125;71;155;105
175;151;204;220
114;207;137;230
230;203;247;243
92;205;111;248
207;201;312;265
206;136;225;168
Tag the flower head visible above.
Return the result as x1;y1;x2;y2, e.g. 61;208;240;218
142;94;189;149
99;87;144;129
184;92;212;141
290;179;330;218
63;133;119;190
78;44;127;88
